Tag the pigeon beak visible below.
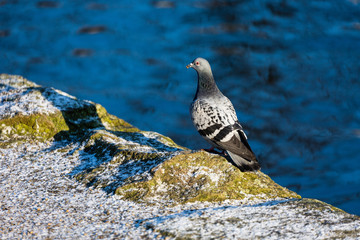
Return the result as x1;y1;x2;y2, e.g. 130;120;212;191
186;63;194;69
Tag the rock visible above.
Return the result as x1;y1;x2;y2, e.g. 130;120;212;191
0;74;359;239
0;74;298;203
116;151;299;203
138;198;360;239
0;74;139;144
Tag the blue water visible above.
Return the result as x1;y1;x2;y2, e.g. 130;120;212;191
1;1;360;215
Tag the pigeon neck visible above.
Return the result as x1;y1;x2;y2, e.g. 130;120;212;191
194;71;221;99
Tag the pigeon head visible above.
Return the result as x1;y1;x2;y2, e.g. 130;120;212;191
186;57;212;75
187;57;221;98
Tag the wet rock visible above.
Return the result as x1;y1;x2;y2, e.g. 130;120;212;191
0;29;10;37
36;1;60;8
266;0;297;17
86;3;108;11
152;1;175;9
77;26;107;34
72;48;93;57
267;64;281;84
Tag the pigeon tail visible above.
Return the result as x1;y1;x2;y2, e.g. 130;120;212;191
226;151;261;172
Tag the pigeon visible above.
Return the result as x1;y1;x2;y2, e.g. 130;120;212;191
186;57;260;172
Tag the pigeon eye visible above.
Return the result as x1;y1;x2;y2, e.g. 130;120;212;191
195;61;200;66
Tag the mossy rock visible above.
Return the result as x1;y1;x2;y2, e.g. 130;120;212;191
116;151;300;204
0;74;139;146
70;128;185;193
1;74;299;205
0;112;68;146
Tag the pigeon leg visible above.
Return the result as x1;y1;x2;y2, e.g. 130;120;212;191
202;147;222;154
204;146;215;152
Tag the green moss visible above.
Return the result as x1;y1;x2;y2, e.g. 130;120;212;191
116;151;300;204
0;112;69;146
95;104;139;132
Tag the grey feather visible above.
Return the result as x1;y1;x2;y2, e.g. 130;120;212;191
187;57;260;172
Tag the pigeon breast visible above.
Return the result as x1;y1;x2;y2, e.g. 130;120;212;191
191;96;239;144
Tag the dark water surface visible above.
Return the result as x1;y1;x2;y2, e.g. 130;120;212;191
1;1;360;215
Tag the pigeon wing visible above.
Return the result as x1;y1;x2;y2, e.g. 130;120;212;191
214;127;257;162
